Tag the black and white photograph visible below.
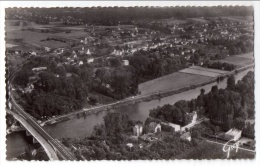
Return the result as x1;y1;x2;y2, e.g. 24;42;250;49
1;1;259;164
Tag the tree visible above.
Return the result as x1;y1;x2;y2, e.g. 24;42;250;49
227;75;236;91
211;85;218;94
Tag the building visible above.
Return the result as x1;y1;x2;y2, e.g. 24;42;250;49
224;129;242;141
45;47;51;52
148;122;161;133
122;60;129;66
168;123;181;132
180;132;191;141
30;51;37;56
87;58;94;63
32;67;47;72
133;124;143;136
79;61;84;66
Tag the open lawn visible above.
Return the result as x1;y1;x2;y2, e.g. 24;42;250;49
138;72;213;95
175;140;255;159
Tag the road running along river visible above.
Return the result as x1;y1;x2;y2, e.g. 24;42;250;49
6;68;253;159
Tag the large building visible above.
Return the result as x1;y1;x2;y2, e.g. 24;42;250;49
224;128;242;141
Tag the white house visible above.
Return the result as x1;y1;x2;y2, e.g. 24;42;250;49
79;61;84;66
133;124;143;136
87;58;94;63
122;60;129;66
30;51;37;56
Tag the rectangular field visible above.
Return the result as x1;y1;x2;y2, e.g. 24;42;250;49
179;68;223;77
138;72;213;95
189;66;229;74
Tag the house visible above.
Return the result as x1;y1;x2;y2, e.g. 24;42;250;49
86;49;91;55
126;143;133;150
30;51;37;56
87;58;94;63
180;132;191;141
133;124;143;136
122;60;129;66
224;129;242;141
79;61;84;66
32;67;47;72
148;122;161;133
44;47;51;52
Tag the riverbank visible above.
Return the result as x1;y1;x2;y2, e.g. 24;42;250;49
41;64;254;126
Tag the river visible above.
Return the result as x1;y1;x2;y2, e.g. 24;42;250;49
6;68;253;159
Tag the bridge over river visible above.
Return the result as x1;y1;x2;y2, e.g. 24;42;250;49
8;91;76;160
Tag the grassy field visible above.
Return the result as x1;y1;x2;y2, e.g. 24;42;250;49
175;141;255;159
138;72;213;95
216;53;254;67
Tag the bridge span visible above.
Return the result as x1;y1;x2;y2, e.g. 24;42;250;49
8;92;76;160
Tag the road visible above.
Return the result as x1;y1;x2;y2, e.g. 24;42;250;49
9;91;76;160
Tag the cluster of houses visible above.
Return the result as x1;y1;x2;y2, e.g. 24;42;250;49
128;111;198;150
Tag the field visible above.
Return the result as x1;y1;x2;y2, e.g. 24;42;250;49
5;20;89;49
187;17;209;23
221;16;254;23
179;66;228;77
138;71;213;95
175;141;255;159
215;52;254;67
161;17;188;25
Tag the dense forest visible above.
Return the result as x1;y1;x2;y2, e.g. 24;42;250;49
6;6;253;25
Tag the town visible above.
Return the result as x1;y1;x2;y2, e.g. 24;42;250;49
5;6;255;161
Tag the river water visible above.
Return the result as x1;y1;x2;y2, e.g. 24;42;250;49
6;68;253;159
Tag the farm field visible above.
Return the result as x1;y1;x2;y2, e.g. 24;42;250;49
138;71;213;95
179;67;227;77
175;141;255;159
5;20;90;49
189;66;229;74
221;16;254;23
